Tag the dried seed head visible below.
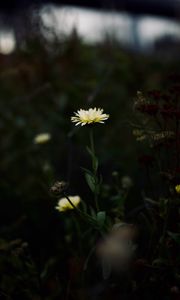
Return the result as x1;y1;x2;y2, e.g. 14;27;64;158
50;181;69;196
134;91;147;109
150;131;175;142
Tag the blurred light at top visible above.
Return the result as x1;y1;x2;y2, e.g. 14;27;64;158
0;4;180;55
40;5;180;51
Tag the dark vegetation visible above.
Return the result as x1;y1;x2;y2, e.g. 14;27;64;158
0;14;180;299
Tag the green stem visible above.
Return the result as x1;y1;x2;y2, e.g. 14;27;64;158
90;129;95;155
89;129;99;211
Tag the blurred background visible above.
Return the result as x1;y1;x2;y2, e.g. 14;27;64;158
0;0;180;299
1;0;180;55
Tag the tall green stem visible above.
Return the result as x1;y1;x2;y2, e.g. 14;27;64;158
89;129;99;211
90;129;95;154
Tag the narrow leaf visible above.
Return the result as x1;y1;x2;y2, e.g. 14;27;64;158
85;173;95;192
97;211;106;227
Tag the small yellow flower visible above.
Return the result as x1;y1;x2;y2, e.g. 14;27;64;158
175;184;180;194
55;195;81;212
71;108;109;126
34;133;51;144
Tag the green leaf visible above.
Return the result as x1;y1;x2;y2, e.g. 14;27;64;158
86;146;99;172
93;155;99;172
97;211;106;227
81;167;94;177
85;173;96;192
90;206;97;218
86;146;93;157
